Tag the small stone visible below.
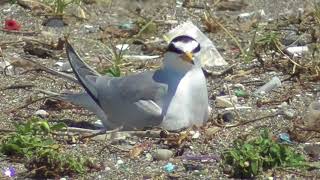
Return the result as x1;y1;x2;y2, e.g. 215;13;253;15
222;111;234;123
116;159;124;166
34;109;49;118
205;127;220;137
43;17;67;27
234;83;245;90
54;61;72;73
282;109;295;119
93;120;104;128
190;131;200;139
278;102;288;108
152;149;173;161
145;153;153;161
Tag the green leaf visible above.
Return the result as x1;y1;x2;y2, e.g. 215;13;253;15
250;160;259;175
51;123;67;131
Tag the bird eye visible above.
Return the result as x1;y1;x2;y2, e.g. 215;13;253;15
167;43;183;54
192;43;201;53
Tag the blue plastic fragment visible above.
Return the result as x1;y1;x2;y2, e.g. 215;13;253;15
164;162;175;173
278;133;292;144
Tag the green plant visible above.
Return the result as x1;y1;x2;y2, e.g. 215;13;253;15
314;1;320;25
256;31;283;53
102;42;126;77
43;0;83;15
0;117;95;178
222;129;307;178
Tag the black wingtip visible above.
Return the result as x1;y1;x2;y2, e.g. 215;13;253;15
65;40;101;107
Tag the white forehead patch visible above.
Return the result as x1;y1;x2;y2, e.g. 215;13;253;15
172;40;199;52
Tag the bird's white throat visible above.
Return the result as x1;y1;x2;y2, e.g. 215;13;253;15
163;52;197;72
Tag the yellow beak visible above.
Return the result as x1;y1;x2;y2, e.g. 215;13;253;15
181;52;194;64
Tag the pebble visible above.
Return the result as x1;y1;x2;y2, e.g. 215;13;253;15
93;120;104;128
152;149;173;161
282;109;296;119
34;109;49;118
234;83;245;90
190;131;200;139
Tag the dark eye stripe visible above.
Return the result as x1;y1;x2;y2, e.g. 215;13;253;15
167;35;201;54
167;43;184;54
192;43;200;53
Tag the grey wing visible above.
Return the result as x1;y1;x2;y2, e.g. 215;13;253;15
65;41;104;104
97;71;168;118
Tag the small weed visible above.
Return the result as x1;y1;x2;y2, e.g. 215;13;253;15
135;18;158;36
257;31;283;53
43;0;83;15
222;129;308;178
102;41;126;77
0;117;97;178
314;1;320;25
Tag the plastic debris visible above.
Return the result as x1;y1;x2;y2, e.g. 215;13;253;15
164;163;175;173
285;46;308;56
254;76;282;95
278;133;292;144
215;95;238;108
164;21;228;67
119;21;135;30
4;19;21;31
115;44;129;51
123;55;160;61
225;106;252;111
2;166;15;177
235;89;248;97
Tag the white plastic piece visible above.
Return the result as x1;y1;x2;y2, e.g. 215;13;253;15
54;61;72;73
123;55;160;61
0;60;14;75
286;46;308;56
115;44;129;51
216;95;238;108
254;77;281;94
164;21;228;67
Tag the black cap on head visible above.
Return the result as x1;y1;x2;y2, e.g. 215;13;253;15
167;35;200;54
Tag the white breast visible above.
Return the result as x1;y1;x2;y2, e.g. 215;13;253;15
161;68;208;130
